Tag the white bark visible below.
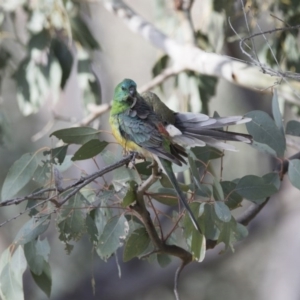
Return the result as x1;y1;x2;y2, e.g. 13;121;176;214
103;0;300;105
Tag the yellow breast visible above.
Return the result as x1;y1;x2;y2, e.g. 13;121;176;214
109;115;151;158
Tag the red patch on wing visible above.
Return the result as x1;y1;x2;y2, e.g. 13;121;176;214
157;123;169;136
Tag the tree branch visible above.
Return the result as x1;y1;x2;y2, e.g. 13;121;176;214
0;153;135;208
131;160;193;294
103;0;300;104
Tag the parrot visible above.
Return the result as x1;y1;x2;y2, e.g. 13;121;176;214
109;78;252;234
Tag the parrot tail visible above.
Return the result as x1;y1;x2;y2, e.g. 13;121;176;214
172;113;252;151
157;157;202;234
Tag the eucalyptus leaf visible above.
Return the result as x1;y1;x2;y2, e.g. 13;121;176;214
198;204;220;240
246;110;285;157
97;215;129;260
214;201;231;222
123;228;150;262
235;174;278;201
212;178;224;200
190;146;223;164
71;15;100;50
191;230;206;262
272;89;284;134
122;181;137;207
31;262;52;298
150;191;178;206
221;181;243;210
72;140;108;161
57;193;87;246
84;210;97;243
50;127;99;144
1;152;39;200
43;145;68;165
286;120;300;136
288;159;300;190
24;238;50;275
14;215;50;245
0;246;27;300
157;254;172;268
51;38;73;89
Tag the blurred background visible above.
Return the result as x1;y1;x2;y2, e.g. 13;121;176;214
0;0;300;299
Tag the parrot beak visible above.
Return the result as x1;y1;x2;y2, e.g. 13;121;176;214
129;87;136;97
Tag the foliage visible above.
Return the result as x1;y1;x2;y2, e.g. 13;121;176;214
0;0;300;299
1;91;299;298
0;0;101;118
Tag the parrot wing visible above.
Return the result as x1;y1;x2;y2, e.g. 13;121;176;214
116;97;187;165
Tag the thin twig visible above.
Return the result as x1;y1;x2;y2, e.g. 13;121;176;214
139;66;186;93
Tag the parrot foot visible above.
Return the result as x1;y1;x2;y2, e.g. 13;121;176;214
128;151;139;167
146;162;156;169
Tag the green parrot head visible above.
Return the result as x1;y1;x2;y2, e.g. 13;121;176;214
113;79;137;102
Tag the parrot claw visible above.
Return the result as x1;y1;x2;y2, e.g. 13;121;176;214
130;151;139;166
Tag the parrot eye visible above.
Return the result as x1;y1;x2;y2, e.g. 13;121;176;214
121;86;126;91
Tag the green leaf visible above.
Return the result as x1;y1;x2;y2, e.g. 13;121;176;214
97;215;129;260
157;254;172;268
272;89;284;134
122;181;137;207
31;262;52;298
152;54;169;77
159;173;189;192
112;166;141;192
85;212;99;244
43;145;68;165
24;238;50;275
288;159;300;190
57;193;87;246
13;57;30;109
263;172;281;190
0;246;27;300
221;181;243;210
33;163;50;184
72;139;108;161
190;146;223;164
233;222;248;242
102;147;122;165
286;120;300;136
246;110;286;157
212;178;224;200
191;230;206;262
14;215;50;245
198;204;220;240
197;75;218;114
1;152;39;200
188;155;201;184
54;155;73;172
235;175;278;201
71;15;100;50
28;29;51;50
134;161;152;177
150;190;178;206
217;218;236;251
218;218;248;251
94;208;107;238
13;50;61;116
195;183;212;198
123;228;150;262
77;57;102;109
250;141;277;157
182;202;202;237
50;127;99;144
51;38;73;89
214;201;231;222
